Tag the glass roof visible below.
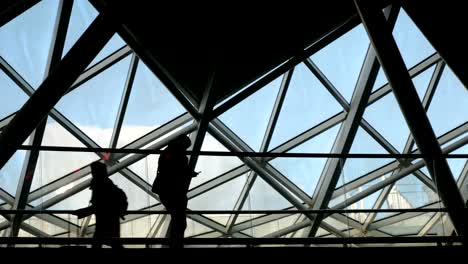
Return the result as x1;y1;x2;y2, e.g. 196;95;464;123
0;3;466;246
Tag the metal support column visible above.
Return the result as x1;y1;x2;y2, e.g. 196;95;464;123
109;54;139;151
402;1;468;91
0;0;39;28
308;5;400;236
226;69;293;233
0;11;116;170
355;0;467;237
8;0;73;238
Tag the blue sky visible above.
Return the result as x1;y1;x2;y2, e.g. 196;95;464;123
0;0;466;221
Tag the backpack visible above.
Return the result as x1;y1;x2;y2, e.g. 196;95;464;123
152;152;170;194
113;185;128;219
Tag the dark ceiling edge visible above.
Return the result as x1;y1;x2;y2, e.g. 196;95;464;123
90;0;201;117
216;14;362;106
89;0;394;109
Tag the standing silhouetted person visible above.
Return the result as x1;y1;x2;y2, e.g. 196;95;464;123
152;135;198;248
75;161;128;249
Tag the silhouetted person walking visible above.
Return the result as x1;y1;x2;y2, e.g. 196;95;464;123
75;161;128;249
152;135;198;248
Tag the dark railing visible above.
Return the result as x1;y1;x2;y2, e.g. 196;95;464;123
0;208;450;215
13;145;468;158
0;236;463;247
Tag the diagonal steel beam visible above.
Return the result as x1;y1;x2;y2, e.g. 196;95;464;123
0;0;39;28
355;0;467;236
308;5;400;237
307;50;435;193
332;136;468;211
69;45;132;92
417;212;446;236
212;15;361;118
210;119;313;205
0;202;79;235
0;12;115;171
188;164;249;200
362;61;446;230
226;69;293;233
304;59;350;111
8;0;73;239
333;122;468;200
458;161;468;191
368;203;440;231
88;0;200;119
188;68;218;183
27;114;194;203
367;52;441;106
402;1;468;91
109;54;139;150
8;121;47;238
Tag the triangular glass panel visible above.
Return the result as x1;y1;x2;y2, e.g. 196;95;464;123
392;9;436;69
110;173;158;210
0;149;26;195
323;216;350;231
388;175;439;209
45;175;92;211
332;175;386;207
428;215;453;237
88;34;126;68
234;213;265;226
0;0;59;88
128;155;159;185
364;66;435;152
192;231;223;238
190;133;243;189
372;68;387;92
118;60;186;147
23;216;67;237
121;215;155;237
63;0;98;57
379;213;435;236
242;177;292;210
270;124;340;195
31;118;99;191
447;145;468;182
270;63;342;149
243;214;299;237
283;226;313;238
427;67;468;137
341;128;393;183
56;55;131;147
18;229;36;237
185;218;216;237
311;24;370;103
412;65;436;102
219;75;281;151
374;200;391;221
315;228;329;238
343;189;382;224
189;174;246;210
0;70;28;120
188;174;247;225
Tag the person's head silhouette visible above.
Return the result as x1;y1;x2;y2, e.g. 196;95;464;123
169;135;191;150
90;161;109;189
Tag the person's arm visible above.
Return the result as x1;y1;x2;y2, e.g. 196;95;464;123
74;205;94;219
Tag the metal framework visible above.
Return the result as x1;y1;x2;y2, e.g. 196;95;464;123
0;1;466;247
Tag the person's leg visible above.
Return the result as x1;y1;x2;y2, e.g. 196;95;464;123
92;226;102;248
92;234;102;249
111;220;124;249
169;211;186;248
168;197;187;248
